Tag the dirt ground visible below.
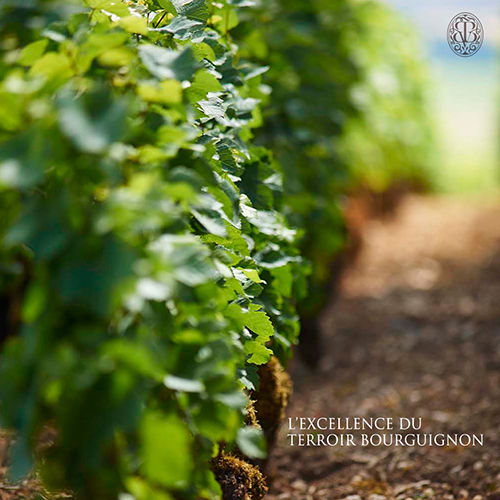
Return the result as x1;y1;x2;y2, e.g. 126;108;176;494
266;195;500;500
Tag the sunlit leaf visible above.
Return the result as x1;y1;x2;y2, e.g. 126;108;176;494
141;412;193;487
236;426;267;459
139;45;198;81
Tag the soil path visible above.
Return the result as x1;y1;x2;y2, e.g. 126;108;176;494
267;195;500;500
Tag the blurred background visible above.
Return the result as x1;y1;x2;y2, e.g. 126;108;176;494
387;0;500;194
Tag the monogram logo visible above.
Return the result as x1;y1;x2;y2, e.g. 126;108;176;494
448;12;483;58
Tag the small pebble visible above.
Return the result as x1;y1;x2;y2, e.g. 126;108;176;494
397;460;414;470
351;474;365;484
291;479;307;491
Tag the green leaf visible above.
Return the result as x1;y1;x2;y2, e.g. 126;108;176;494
227;0;256;6
137;80;183;104
87;0;130;16
192;400;240;441
211;7;239;32
240;268;263;284
5;197;68;259
29;52;72;80
126;477;175;500
79;32;133;70
243;308;274;341
215;391;247;409
139;45;198;81
198;94;226;121
55;236;135;317
141;412;193;487
186;70;222;104
98;47;135;67
236;426;267;459
191;194;229;237
18;39;49;66
164;375;204;393
118;16;149;35
148;235;218;287
192;208;228;237
102;340;165;380
244;340;272;365
215;142;242;175
137;278;172;301
22;282;47;323
163;15;204;41
82;32;131;59
171;0;209;22
226;304;274;364
271;266;293;297
239;364;259;391
254;245;301;269
157;0;175;10
0;128;51;189
57;88;127;154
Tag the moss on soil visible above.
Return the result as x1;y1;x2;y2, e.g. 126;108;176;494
211;452;268;500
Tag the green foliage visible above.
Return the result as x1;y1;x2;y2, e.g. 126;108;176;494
0;0;302;498
0;0;432;497
236;426;267;460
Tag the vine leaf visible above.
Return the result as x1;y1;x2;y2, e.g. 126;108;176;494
171;0;209;23
141;412;193;487
139;45;199;81
237;426;267;459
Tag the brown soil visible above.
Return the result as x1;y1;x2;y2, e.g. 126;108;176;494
267;195;500;500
